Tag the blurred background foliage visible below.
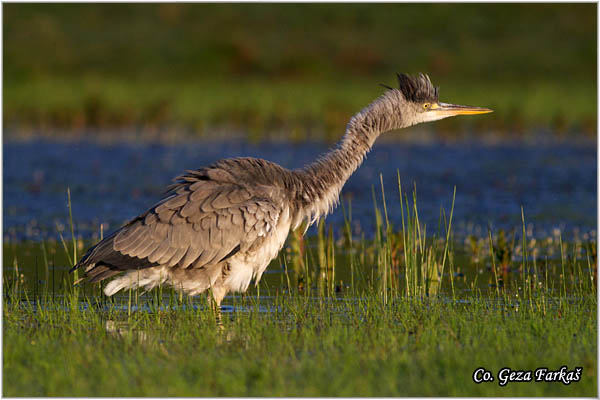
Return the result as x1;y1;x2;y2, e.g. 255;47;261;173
3;3;597;140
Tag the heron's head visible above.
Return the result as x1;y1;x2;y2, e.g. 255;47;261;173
382;73;492;128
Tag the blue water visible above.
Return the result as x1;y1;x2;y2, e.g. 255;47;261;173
3;138;596;241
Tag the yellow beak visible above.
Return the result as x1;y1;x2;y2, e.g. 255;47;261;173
431;102;493;116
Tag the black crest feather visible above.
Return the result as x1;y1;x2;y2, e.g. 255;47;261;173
394;72;439;103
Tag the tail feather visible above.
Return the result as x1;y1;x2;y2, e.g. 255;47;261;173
102;263;224;297
71;230;158;289
70;231;119;273
103;267;169;296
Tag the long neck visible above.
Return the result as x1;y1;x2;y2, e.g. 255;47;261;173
293;91;405;226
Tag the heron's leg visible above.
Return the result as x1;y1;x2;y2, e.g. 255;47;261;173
208;286;227;330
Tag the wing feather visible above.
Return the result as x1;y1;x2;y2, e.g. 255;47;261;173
166;247;188;267
159;193;189;210
147;241;172;263
217;213;231;230
113;223;144;251
180;247;202;269
152;222;169;241
124;229;155;256
180;200;200;218
73;163;286;284
196;249;218;266
158;209;175;223
201;193;218;212
136;237;161;259
157;246;180;265
231;210;243;226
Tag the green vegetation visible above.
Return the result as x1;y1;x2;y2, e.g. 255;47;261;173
3;183;596;396
4;4;597;139
3;295;595;396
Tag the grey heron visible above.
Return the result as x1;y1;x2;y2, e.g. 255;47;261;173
71;73;492;326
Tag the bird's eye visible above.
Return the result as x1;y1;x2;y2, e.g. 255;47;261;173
423;103;430;109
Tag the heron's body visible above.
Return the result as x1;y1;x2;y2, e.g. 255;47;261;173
72;73;491;324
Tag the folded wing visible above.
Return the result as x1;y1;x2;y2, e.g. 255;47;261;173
73;169;283;283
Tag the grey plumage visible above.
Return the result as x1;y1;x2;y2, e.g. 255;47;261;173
396;72;439;103
72;73;491;325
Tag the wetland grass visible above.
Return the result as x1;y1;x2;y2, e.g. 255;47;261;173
4;4;596;138
3;181;596;396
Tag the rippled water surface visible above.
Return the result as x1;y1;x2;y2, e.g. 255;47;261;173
4;138;596;241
